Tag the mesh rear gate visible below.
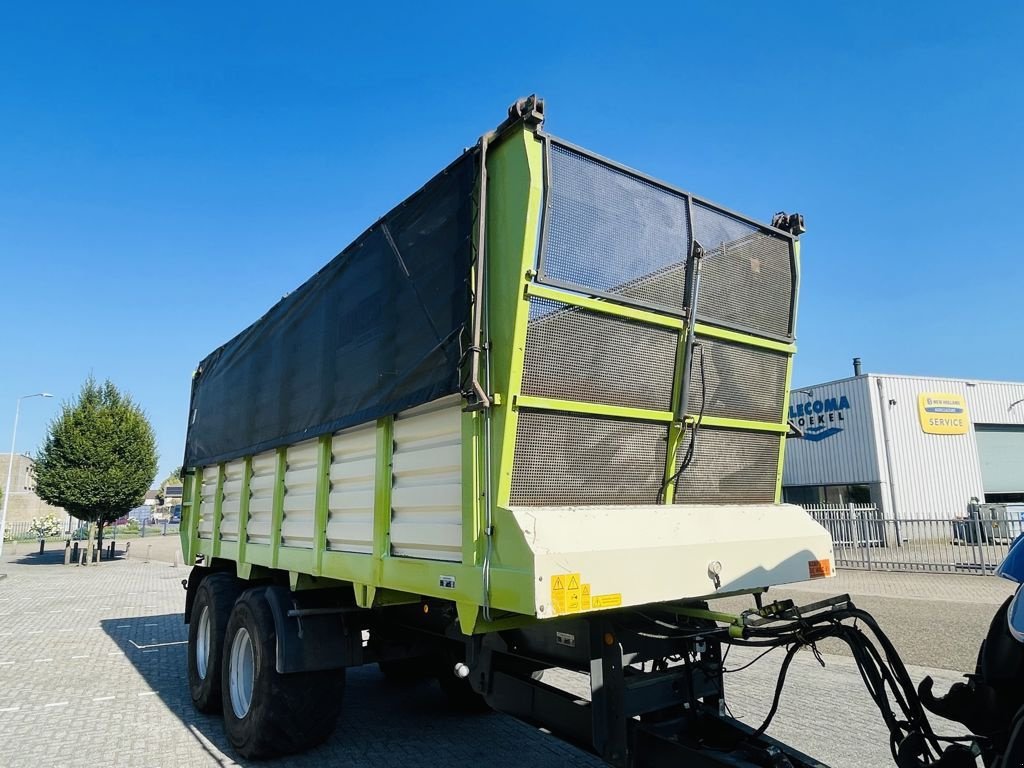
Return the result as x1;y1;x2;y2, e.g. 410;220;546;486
509;411;667;506
672;428;780;504
692;203;794;339
523;298;677;411
540;144;690;312
511;137;794;509
688;338;789;423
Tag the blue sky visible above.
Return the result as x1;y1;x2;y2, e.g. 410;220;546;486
2;3;1022;481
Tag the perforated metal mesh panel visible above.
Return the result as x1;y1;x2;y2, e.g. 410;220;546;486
672;428;780;504
692;203;793;338
523;298;678;411
510;411;667;506
687;338;788;423
542;144;690;311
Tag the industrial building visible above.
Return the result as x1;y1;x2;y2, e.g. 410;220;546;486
0;453;67;527
782;364;1024;520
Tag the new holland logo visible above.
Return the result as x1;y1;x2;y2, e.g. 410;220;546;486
789;395;851;442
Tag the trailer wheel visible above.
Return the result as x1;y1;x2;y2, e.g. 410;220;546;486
187;572;242;713
221;588;346;758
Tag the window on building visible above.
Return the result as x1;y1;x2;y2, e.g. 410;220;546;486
986;492;1024;504
784;484;872;506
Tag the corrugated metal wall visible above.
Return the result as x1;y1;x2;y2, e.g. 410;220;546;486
784;374;1024;519
782;376;881;486
967;381;1024;425
869;375;985;520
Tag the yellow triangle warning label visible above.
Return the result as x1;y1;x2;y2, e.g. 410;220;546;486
552;576;565;591
568;575;579;590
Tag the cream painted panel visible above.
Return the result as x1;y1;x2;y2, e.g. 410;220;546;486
327;423;376;554
219;458;245;542
281;439;318;550
391;396;462;562
197;467;216;539
506;503;834;618
246;451;277;545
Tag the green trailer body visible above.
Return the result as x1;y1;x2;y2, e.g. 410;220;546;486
180;98;830;638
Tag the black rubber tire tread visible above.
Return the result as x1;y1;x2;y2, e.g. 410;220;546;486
187;571;243;714
221;587;346;759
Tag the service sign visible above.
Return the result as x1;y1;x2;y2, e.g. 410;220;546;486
918;392;969;435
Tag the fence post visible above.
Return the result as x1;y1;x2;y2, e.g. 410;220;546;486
973;512;987;575
864;507;872;573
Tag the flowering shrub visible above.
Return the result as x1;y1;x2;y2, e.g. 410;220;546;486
27;514;64;538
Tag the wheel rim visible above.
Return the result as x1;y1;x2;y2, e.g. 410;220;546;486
195;605;211;680
229;627;255;719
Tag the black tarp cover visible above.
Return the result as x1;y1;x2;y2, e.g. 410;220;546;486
184;150;477;467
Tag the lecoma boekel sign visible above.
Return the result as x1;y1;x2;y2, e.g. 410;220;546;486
917;392;969;435
789;394;851;442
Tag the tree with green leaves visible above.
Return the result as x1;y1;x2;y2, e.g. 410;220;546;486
34;377;157;565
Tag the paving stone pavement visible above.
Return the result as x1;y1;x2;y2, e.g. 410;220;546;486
0;553;1000;767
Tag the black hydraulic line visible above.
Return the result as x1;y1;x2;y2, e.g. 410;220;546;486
712;608;974;764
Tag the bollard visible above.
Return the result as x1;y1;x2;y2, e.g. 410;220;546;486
79;550;86;566
72;542;79;562
38;539;45;554
64;541;71;566
125;541;131;560
146;544;152;563
173;549;179;567
108;541;114;560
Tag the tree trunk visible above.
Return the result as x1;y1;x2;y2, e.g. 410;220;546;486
85;521;95;566
96;520;105;563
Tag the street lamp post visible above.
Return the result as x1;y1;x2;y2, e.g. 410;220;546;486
0;392;54;559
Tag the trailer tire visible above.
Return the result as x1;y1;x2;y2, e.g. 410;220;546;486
221;588;346;759
187;572;243;713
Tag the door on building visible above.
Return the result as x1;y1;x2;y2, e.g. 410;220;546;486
975;424;1024;503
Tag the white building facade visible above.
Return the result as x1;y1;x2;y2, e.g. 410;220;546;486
782;374;1024;519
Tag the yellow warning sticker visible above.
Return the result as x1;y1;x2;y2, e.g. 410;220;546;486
591;593;623;609
551;572;589;615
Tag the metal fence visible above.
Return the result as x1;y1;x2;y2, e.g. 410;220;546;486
804;503;1021;575
3;519;180;543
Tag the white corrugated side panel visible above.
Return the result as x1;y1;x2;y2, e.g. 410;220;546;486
391;395;462;562
280;439;318;549
326;423;377;554
967;380;1024;425
782;376;880;486
871;375;985;520
219;458;245;541
197;467;216;539
246;451;277;546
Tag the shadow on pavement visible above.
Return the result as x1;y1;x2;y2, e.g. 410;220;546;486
100;613;589;768
7;544;128;566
